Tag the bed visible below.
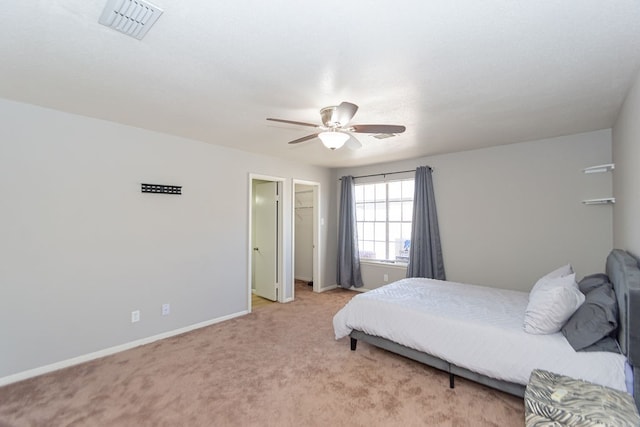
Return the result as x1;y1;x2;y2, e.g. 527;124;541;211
333;249;640;409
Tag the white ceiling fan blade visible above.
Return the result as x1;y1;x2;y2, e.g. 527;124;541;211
336;102;358;126
287;133;319;144
351;124;406;134
266;118;319;128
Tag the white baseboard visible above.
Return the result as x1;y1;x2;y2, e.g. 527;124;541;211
317;284;338;292
294;276;312;283
0;310;248;387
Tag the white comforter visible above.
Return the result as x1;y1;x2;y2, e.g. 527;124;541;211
333;278;627;391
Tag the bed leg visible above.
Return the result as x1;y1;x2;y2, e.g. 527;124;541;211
449;373;455;389
350;337;357;351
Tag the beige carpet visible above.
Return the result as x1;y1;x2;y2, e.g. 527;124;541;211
0;282;524;426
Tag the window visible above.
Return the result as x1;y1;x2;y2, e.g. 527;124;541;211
355;179;414;262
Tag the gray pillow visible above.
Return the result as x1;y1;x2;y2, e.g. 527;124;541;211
580;336;620;353
578;273;610;294
561;283;618;351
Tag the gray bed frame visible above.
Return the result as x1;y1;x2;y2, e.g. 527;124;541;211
349;249;640;408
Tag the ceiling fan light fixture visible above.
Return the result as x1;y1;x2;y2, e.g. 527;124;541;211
268;101;405;148
318;131;349;150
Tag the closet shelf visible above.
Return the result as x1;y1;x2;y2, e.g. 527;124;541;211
583;163;615;174
582;198;615;205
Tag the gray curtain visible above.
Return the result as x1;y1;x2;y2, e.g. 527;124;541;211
406;166;445;279
337;176;363;288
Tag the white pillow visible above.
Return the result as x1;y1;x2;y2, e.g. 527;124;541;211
524;273;585;334
542;263;574;280
530;264;574;296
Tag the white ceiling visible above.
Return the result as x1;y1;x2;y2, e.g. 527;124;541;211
1;1;640;168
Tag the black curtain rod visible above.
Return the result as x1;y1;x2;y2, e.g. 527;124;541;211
338;166;432;180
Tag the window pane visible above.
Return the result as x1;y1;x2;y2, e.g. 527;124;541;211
374;222;386;241
356;222;363;239
360;240;375;259
388;222;401;241
375;183;386;201
402;201;413;221
402;180;414;199
389;241;397;260
374;242;386;259
364;203;375;221
388;181;402;200
355;185;364;202
401;223;412;241
388;201;402;221
375;202;386;221
363;222;374;240
355;203;364;221
363;240;374;252
363;184;375;201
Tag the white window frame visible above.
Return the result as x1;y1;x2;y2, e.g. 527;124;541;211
355;178;414;264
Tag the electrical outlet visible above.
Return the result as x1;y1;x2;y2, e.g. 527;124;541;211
131;310;140;323
383;274;389;282
162;303;170;316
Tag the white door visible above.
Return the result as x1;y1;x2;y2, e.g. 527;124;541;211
254;181;278;301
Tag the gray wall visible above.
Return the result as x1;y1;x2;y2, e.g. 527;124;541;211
360;262;407;290
613;70;640;258
0;98;335;379
335;130;613;292
1;92;628;380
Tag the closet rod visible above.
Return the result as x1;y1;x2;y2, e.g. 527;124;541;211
338;166;432;181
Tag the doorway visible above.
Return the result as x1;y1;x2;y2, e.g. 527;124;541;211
249;175;284;310
292;180;321;295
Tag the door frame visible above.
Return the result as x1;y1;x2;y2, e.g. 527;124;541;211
292;179;321;296
248;174;285;311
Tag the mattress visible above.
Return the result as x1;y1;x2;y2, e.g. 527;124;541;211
333;278;627;391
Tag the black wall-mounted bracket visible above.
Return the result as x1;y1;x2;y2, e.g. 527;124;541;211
141;183;182;195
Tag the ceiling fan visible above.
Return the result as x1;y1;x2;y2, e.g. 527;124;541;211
267;101;406;150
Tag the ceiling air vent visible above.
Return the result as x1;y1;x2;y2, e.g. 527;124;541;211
373;133;397;140
99;0;163;40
